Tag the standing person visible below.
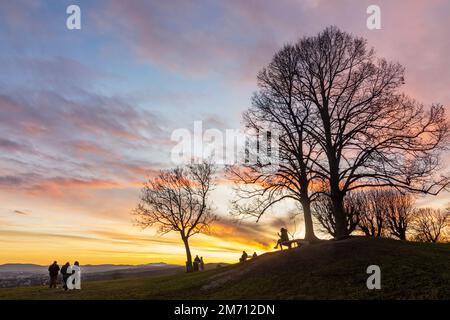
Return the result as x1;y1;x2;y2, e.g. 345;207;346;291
67;261;81;290
60;262;70;291
199;257;205;271
193;255;200;272
252;252;258;259
48;261;60;288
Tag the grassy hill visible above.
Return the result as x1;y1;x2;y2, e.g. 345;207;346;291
0;237;448;299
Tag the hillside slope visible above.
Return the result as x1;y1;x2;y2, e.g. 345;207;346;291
0;237;448;299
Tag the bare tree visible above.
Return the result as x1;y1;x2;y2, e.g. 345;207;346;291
384;191;415;240
356;189;414;239
292;27;449;238
231;27;449;240
133;162;217;272
357;190;386;237
412;208;448;243
227;44;321;241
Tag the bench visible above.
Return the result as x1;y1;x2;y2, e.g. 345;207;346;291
278;239;310;250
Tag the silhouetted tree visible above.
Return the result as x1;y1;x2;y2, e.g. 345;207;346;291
293;27;449;238
384;191;415;240
357;190;387;237
412;208;448;243
357;189;414;239
133;162;217;272
227;44;321;241
231;26;449;240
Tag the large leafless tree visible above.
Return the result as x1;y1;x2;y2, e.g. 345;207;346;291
230;26;448;240
227;45;321;241
293;27;449;238
133;162;216;272
383;191;415;240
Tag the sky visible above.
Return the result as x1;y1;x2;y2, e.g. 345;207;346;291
0;0;449;265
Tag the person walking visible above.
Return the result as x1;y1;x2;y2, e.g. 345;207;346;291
199;257;205;271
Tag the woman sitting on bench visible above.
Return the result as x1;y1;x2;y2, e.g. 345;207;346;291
273;227;290;249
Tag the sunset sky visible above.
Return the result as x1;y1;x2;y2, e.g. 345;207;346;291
0;0;449;265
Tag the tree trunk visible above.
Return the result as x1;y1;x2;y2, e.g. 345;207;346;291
182;236;193;272
301;199;319;242
328;152;347;239
332;193;348;240
361;227;370;236
376;226;382;237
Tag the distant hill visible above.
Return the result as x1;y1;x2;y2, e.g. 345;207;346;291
0;237;448;299
0;264;48;273
0;262;182;288
0;262;176;274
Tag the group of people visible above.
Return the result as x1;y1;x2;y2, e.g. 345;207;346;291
192;255;204;271
48;228;290;284
239;251;257;263
48;261;81;290
239;228;290;262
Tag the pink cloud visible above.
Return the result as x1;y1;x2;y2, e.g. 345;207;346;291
87;0;449;100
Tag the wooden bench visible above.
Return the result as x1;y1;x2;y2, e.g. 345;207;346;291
278;239;310;250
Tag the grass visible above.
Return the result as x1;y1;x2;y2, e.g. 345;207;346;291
1;237;449;299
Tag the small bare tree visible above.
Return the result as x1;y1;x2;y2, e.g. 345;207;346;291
412;208;449;243
133;162;217;272
357;190;387;237
357;189;415;239
384;191;415;240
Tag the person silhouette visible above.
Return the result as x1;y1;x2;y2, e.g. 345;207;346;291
193;255;200;272
60;262;70;291
239;251;248;263
48;261;60;288
273;227;290;249
199;257;205;271
67;261;81;290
